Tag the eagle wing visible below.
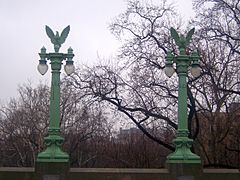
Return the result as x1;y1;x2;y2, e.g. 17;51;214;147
170;27;180;46
59;25;70;44
45;25;56;44
185;28;195;46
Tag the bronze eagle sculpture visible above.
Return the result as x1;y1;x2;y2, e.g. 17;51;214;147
170;27;195;51
45;25;70;53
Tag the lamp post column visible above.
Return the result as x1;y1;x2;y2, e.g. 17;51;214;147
49;53;63;132
177;54;188;133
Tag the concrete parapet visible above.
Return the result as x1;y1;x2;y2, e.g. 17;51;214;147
0;167;239;180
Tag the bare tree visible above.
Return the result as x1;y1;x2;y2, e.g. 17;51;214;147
0;80;113;167
188;0;240;167
0;83;49;166
70;0;192;152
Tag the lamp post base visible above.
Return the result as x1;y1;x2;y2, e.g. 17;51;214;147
35;161;69;180
166;134;202;180
167;133;201;164
167;163;203;180
37;135;69;163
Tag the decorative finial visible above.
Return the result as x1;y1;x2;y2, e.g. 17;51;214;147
40;46;46;53
67;47;73;54
45;25;70;53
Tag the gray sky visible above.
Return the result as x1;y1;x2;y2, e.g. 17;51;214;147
0;0;194;102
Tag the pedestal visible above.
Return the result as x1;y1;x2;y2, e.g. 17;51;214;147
35;162;69;180
167;163;203;180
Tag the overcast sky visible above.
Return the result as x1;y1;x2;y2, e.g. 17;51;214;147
0;0;194;102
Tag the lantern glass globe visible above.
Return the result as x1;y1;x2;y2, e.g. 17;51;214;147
64;63;75;75
191;66;201;77
164;66;175;78
37;63;48;75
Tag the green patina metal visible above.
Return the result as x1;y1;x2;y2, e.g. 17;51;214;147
166;28;201;164
170;27;195;53
37;26;74;163
46;25;70;53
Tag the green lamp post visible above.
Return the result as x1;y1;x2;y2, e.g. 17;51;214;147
164;27;201;163
37;25;75;162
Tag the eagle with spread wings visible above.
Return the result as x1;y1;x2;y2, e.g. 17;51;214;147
170;27;195;51
45;25;70;53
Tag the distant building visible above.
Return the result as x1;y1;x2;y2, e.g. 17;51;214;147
192;102;240;167
117;127;144;143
